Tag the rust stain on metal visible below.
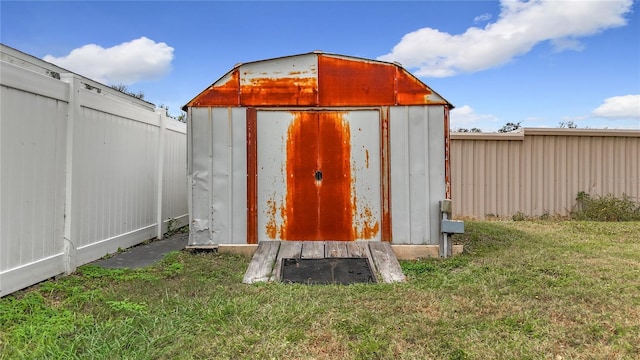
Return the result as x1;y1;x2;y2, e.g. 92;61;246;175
240;76;317;106
265;197;278;239
354;206;379;239
185;53;452;109
188;69;240;107
395;67;433;105
365;149;370;169
381;107;392;241
283;112;354;240
350;187;380;240
246;108;258;244
444;105;452;199
318;56;395;106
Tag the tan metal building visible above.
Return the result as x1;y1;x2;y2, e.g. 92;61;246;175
451;128;640;219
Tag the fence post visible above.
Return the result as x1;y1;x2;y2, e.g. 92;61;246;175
156;109;167;239
60;74;79;274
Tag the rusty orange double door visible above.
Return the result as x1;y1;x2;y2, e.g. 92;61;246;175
254;110;384;242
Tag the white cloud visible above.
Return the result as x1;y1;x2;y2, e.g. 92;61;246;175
450;105;499;130
43;37;174;85
378;0;632;77
550;37;585;52
474;13;492;23
592;95;640;119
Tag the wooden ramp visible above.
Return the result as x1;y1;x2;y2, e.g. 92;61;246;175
243;241;405;284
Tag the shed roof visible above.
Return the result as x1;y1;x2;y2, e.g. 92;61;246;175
183;52;453;110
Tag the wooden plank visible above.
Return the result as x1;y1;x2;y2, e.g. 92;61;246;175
242;241;280;284
347;241;378;282
272;241;303;281
346;241;371;258
368;241;406;283
301;241;325;259
325;241;348;258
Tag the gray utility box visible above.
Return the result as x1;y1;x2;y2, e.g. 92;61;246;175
441;219;464;234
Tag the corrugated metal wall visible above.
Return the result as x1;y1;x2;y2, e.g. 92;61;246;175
389;106;446;245
451;129;640;219
188;105;447;246
1;55;188;297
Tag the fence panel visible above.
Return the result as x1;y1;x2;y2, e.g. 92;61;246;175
0;62;69;296
162;121;188;232
1;48;188;297
451;129;640;219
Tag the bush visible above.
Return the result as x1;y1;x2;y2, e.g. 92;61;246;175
571;192;640;221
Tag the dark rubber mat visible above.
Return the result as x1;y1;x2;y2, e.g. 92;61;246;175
281;258;376;284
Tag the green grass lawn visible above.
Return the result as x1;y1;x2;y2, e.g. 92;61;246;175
1;221;639;359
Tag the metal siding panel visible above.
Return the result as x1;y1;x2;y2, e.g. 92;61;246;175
544;136;555;214
629;138;639;201
458;140;473;217
604;137;616;195
523;135;533;216
503;142;511;215
389;106;446;245
389;107;411;243
427;106;446;245
256;111;293;241
189;107;213;245
318;56;395;106
211;108;232;244
532;135;545;215
512;141;523;215
395;67;446;105
231;108;247;244
567;136;580;213
186;70;240;107
557;136;568;214
591;137;603;195
346;110;381;240
450;137;461;218
486;142;497;216
475;141;486;217
613;137;624;196
240;54;318;106
578;137;590;195
407;107;427;244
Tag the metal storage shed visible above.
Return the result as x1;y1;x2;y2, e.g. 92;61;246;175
184;52;455;250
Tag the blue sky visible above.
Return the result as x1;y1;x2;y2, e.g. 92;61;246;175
2;0;639;131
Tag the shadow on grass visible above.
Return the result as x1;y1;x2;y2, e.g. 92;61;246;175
452;221;532;256
400;221;533;285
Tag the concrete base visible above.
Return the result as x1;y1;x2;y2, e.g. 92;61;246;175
218;244;256;257
217;243;463;260
391;244;463;260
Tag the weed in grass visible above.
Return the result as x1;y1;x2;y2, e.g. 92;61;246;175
572;192;640;221
77;265;161;283
106;300;148;314
349;334;391;360
163;262;184;277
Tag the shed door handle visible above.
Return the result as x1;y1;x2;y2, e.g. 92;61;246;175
315;170;323;181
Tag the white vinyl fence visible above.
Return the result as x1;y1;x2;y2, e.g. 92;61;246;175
1;47;188;297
